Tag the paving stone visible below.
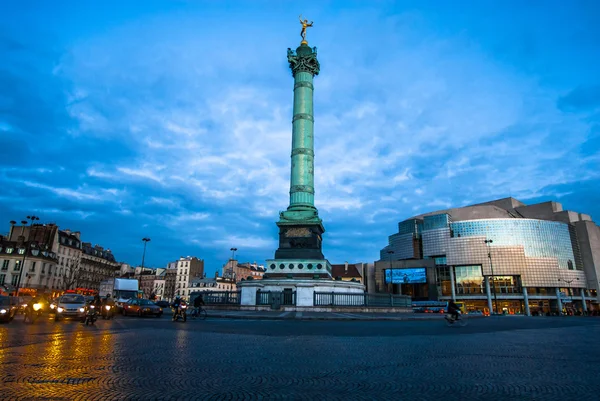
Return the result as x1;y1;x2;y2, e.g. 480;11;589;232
0;316;599;400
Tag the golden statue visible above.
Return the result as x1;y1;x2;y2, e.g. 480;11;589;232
299;15;313;44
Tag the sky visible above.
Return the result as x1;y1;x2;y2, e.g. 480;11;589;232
1;1;599;276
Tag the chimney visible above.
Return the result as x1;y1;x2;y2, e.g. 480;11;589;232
345;261;349;274
64;229;71;235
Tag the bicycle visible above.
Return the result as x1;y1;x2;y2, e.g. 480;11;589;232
445;311;468;327
190;306;207;320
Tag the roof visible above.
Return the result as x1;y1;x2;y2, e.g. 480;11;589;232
331;264;362;279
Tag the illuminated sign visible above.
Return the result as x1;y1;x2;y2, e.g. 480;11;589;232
385;268;427;284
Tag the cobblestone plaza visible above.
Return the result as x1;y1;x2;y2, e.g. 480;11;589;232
1;316;599;400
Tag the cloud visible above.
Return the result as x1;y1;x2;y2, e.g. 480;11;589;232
558;85;600;112
0;2;598;274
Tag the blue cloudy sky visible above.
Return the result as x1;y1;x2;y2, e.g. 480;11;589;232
1;1;599;276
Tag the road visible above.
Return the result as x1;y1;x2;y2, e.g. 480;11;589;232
1;314;599;400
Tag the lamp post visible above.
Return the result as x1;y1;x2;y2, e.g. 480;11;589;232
484;239;498;315
9;220;16;239
387;250;395;294
229;247;237;291
14;215;40;296
141;238;151;272
558;278;579;315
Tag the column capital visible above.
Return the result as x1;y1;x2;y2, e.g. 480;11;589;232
287;44;320;76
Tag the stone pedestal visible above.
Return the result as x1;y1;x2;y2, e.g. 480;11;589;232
238;279;365;307
240;282;264;306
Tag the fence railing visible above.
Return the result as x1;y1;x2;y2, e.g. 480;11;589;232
256;290;296;306
313;292;411;307
191;291;241;305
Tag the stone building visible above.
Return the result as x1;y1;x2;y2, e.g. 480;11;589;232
138;272;156;299
1;222;121;296
331;262;364;283
164;267;177;301
175;257;204;299
57;230;82;292
0;223;59;297
221;260;266;284
79;242;120;292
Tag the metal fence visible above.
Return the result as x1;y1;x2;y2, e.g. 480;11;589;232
191;291;240;305
314;292;411;307
256;290;296;307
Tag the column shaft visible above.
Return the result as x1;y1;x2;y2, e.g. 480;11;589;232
555;287;563;315
449;266;456;301
485;276;493;314
523;287;531;316
581;288;587;313
289;71;315;208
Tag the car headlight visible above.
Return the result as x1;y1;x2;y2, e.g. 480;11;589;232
90;305;95;309
0;309;6;314
50;304;56;309
181;305;187;309
57;307;64;313
105;305;111;310
33;303;42;311
79;307;85;312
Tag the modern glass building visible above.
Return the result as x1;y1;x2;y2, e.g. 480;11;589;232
375;197;600;316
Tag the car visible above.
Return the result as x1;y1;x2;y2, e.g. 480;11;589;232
154;300;170;308
54;294;87;321
0;296;18;323
468;310;484;316
122;298;163;317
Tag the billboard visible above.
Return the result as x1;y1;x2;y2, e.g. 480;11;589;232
385;268;427;284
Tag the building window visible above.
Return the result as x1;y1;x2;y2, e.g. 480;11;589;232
454;266;485;295
0;274;5;285
1;260;8;271
14;261;21;271
30;262;36;272
11;275;19;286
18;248;25;255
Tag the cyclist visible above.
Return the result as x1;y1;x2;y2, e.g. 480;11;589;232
193;293;205;315
447;300;461;321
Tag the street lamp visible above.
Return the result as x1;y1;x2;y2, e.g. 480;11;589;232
9;220;16;239
558;277;579;286
13;215;40;296
141;238;151;272
484;239;498;315
229;247;238;291
387;250;395;294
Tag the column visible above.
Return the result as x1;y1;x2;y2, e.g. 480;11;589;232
287;44;320;210
485;276;493;314
522;287;531;316
581;288;587;313
449;266;456;301
555;287;563;315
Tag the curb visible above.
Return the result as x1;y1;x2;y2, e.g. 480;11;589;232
203;313;487;322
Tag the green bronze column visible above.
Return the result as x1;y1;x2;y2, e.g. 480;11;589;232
279;43;322;226
289;45;319;210
273;39;326;263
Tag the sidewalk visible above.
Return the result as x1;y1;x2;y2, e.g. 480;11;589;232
202;309;461;321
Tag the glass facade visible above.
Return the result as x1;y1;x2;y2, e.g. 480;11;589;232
451;219;578;270
455;266;484;295
423;214;451;231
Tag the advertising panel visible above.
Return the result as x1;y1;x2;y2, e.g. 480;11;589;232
385;268;427;284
